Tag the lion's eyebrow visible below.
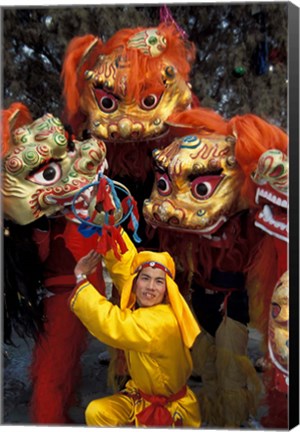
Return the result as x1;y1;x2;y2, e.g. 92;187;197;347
187;168;223;181
27;157;62;175
153;159;166;172
93;83;121;101
153;160;173;180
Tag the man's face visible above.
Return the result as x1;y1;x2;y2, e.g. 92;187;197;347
134;267;167;308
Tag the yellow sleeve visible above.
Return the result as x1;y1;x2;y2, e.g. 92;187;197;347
70;281;169;352
103;230;137;294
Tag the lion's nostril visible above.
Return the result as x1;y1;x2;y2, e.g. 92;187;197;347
131;131;140;139
86;162;95;171
168;216;180;225
110;131;119;140
153;213;162;222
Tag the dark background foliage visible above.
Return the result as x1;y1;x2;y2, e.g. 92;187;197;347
1;3;287;129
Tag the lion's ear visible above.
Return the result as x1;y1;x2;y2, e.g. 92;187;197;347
228;113;288;176
61;35;102;119
76;37;99;72
1;102;33;156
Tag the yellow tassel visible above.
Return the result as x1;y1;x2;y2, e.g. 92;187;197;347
107;347;129;392
192;319;263;427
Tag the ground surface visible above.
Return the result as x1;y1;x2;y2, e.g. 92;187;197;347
2;333;110;425
2;326;266;428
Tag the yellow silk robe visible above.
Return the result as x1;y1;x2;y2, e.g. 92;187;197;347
70;233;201;427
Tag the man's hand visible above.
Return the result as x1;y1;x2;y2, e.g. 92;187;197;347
74;250;101;277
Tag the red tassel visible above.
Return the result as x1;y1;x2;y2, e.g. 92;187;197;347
96;177;107;201
111;226;128;256
89;209;98;223
131;197;139;219
121;196;139;232
108;214;115;225
121;197;129;213
89;178;107;222
96;227;109;255
96;178;115;213
96;225;128;258
103;192;115;212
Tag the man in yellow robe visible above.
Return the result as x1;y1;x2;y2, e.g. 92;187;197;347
69;229;201;427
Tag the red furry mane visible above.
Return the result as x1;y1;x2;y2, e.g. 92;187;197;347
61;23;195;129
61;34;103;122
229;114;288;203
167;107;229;135
102;22;195;102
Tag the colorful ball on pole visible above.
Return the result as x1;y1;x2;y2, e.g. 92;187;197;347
233;66;246;77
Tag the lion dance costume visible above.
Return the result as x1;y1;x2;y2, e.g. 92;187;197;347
2;7;288;427
3;9;199;424
249;149;288;428
60;9;289;427
1;103;124;424
60;8;201;392
143;107;288;427
61;9;200;245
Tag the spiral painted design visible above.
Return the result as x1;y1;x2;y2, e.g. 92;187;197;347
53;132;67;147
37;144;51;157
70;179;83;187
45;179;85;199
22;149;40;166
180;136;200;149
19;129;31;144
52;185;66;194
182;135;198;143
51;116;64;129
5;156;24;174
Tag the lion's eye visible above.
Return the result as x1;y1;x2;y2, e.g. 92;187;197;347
94;88;118;113
155;172;172;196
28;161;62;185
99;96;118;112
271;302;281;319
191;175;224;200
140;93;161;110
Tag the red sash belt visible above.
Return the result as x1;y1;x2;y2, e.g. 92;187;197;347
136;385;187;426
